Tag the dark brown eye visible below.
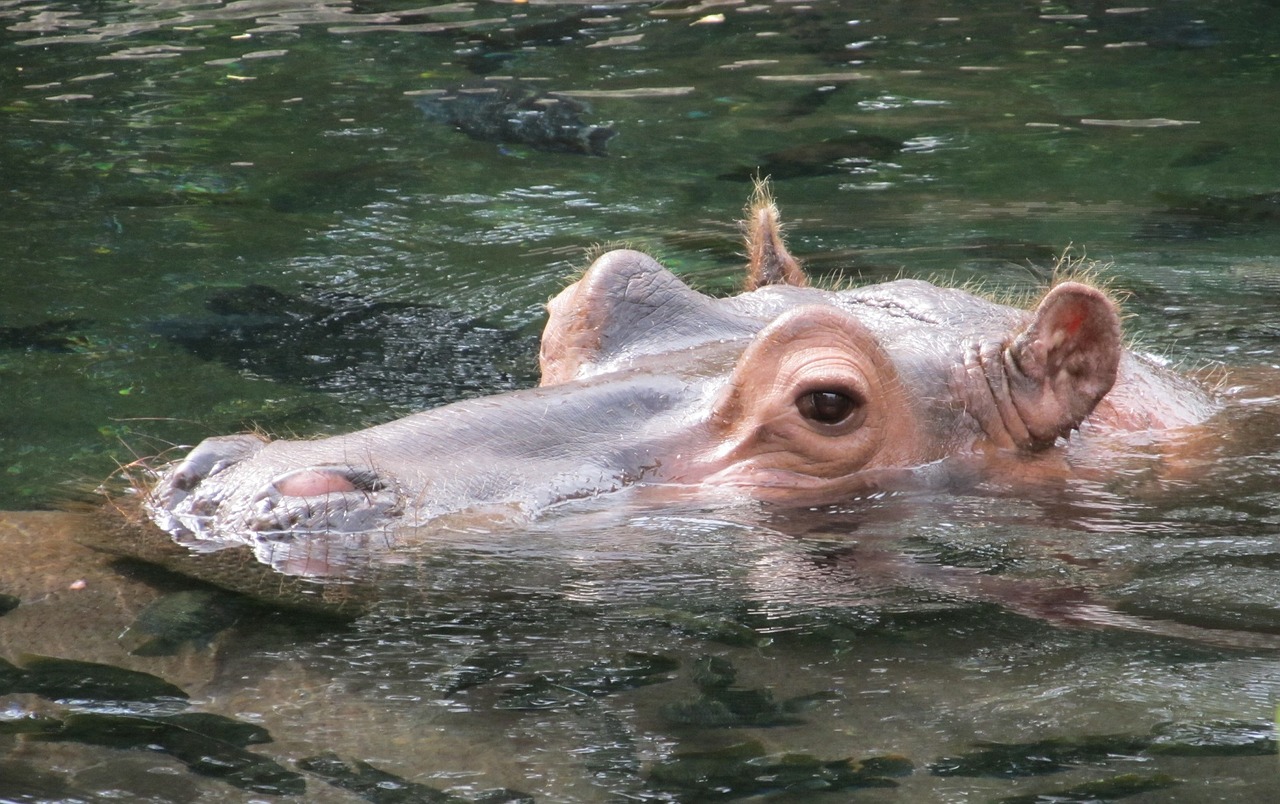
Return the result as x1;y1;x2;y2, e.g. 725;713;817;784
797;390;863;426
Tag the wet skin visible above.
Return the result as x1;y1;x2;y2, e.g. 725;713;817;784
145;192;1217;544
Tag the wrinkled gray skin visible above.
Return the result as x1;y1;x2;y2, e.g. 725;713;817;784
149;370;694;538
147;197;1214;550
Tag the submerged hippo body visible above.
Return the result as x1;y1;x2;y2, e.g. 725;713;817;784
146;194;1215;546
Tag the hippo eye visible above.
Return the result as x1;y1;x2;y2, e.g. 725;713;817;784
797;389;865;428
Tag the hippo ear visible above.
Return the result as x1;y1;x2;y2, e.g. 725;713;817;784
743;182;808;291
540;250;756;385
1003;281;1122;447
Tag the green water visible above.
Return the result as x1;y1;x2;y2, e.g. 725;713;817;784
4;0;1279;505
3;1;1280;801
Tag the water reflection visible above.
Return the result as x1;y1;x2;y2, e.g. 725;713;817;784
5;0;1280;799
7;0;490;46
148;278;537;409
7;445;1280;799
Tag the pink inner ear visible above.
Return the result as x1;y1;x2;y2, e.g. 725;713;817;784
1037;284;1119;377
274;469;357;497
1003;281;1122;448
1059;307;1086;337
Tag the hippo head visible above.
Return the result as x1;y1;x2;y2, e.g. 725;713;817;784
144;190;1136;554
538;197;1122;499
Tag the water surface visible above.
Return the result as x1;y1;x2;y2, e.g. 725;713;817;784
3;1;1280;801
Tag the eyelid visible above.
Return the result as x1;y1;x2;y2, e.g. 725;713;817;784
793;375;868;408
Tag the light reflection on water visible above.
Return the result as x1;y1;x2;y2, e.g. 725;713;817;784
3;469;1280;798
6;0;485;46
263;484;1280;798
3;0;1280;800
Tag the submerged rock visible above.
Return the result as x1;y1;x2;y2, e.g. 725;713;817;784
299;752;534;803
163;711;272;747
629;606;768;647
1146;720;1278;756
414;85;616;156
0;319;90;353
1141;191;1280;239
434;647;528;697
498;651;679;710
35;712;302;795
1;648;294;794
996;773;1178;804
648;739;912;799
1;654;188;704
930;720;1278;778
718;133;902;181
151;283;532;409
457;11;601;75
124;588;247;657
661;654;839;728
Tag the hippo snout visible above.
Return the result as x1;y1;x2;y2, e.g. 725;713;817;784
147;435;402;541
246;466;400;536
151;434;266;506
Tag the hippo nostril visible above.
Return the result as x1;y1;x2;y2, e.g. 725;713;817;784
344;468;385;492
274;468;358;497
245;466;401;536
271;466;386;497
170;469;201;493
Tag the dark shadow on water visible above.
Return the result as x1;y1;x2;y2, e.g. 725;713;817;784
150;282;540;409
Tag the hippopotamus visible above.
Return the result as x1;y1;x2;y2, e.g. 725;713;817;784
144;190;1215;546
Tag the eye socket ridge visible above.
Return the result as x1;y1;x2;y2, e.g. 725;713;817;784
795;384;867;428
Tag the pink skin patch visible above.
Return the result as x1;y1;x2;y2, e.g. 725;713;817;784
1060;308;1086;337
273;469;358;497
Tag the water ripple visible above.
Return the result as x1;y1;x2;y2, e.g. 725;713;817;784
10;0;491;46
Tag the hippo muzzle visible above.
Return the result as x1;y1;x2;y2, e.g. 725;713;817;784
147;372;703;544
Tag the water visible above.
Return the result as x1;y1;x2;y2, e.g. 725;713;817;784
3;0;1280;800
